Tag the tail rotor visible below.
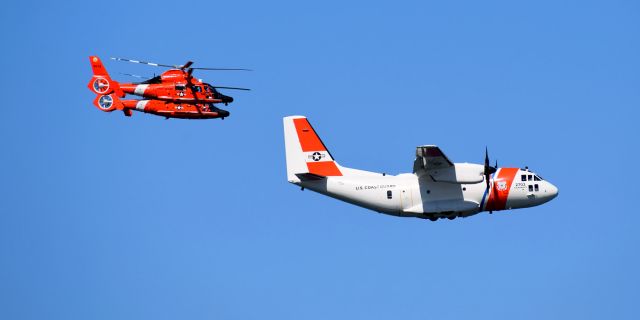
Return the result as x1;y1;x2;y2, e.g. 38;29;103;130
92;94;125;112
87;56;123;97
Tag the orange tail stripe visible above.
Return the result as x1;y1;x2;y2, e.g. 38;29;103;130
307;162;342;176
293;118;327;152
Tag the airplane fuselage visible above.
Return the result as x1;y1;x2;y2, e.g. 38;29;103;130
293;166;557;220
284;115;558;221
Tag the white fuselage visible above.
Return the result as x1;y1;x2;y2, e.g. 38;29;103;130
283;115;558;220
292;165;558;220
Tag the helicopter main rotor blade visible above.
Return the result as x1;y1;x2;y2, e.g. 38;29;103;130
212;86;251;91
112;57;251;71
111;57;182;69
182;61;194;69
191;67;253;71
119;72;149;79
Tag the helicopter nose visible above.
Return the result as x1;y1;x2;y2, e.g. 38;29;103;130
217;109;230;118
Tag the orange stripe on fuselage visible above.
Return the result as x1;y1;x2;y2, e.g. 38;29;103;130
486;167;519;211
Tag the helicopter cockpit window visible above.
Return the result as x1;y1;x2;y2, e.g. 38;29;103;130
534;175;542;181
194;86;202;92
204;86;211;92
175;85;185;90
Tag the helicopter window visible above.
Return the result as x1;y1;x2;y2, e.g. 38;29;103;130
528;185;533;192
527;175;533;181
175;85;185;90
387;190;393;199
521;175;527;182
194;86;202;92
534;184;539;192
534;175;541;181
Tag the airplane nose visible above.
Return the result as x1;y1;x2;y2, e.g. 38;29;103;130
547;183;559;199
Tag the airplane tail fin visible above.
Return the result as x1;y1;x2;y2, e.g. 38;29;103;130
283;116;343;182
87;56;123;97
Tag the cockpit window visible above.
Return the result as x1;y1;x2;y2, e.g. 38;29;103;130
521;175;527;182
534;175;541;181
194;86;202;92
527;175;533;181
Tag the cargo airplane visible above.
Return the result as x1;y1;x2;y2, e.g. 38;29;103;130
283;116;558;220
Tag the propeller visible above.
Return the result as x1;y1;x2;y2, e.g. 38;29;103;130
110;57;251;71
484;147;498;190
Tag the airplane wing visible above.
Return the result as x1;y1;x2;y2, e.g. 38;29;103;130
413;145;454;173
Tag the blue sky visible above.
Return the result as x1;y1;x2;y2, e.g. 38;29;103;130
1;0;639;319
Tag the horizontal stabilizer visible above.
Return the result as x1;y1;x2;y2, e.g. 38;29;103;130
295;173;327;181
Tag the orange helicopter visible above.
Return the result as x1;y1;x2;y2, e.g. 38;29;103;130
87;56;250;119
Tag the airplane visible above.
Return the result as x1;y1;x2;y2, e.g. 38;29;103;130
283;115;558;221
87;56;249;119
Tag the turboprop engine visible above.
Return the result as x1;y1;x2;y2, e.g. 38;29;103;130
425;163;485;184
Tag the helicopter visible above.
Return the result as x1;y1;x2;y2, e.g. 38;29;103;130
87;56;250;120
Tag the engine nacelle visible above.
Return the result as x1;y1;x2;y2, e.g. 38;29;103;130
428;163;484;184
